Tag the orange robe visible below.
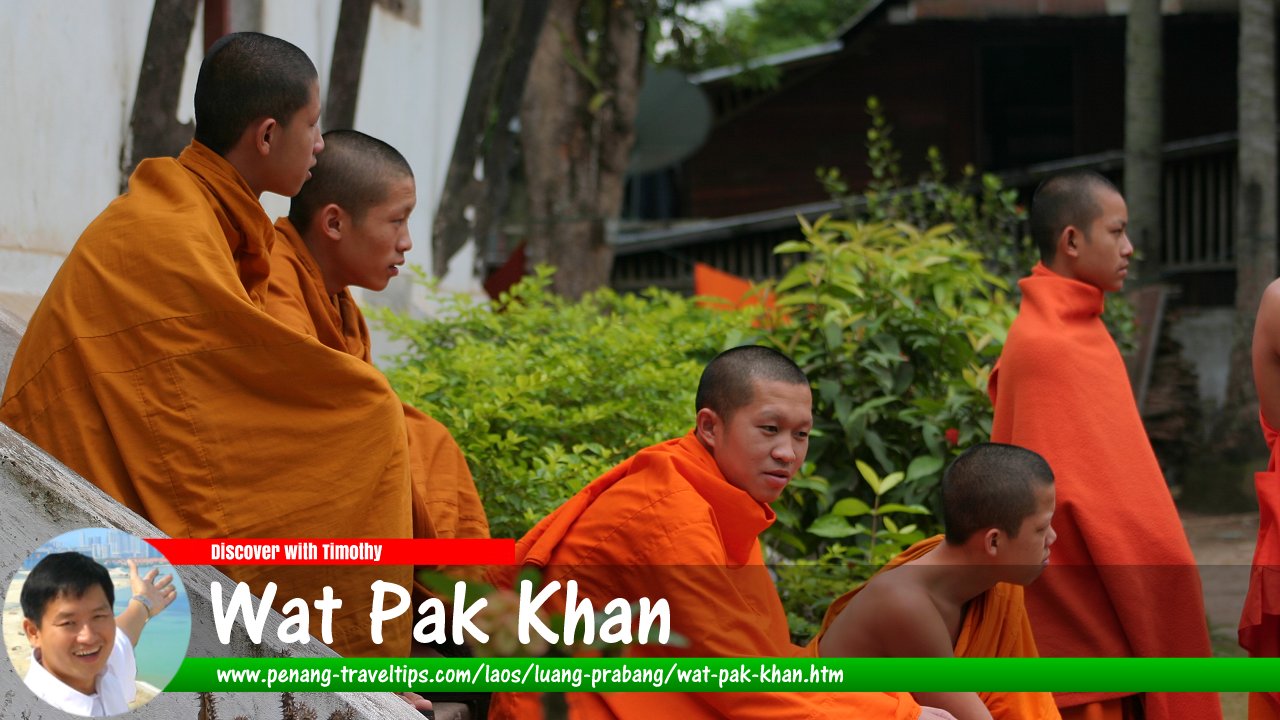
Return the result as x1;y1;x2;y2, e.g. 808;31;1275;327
266;218;489;541
0;142;413;657
1240;415;1280;719
811;535;1061;720
488;431;921;720
989;263;1219;719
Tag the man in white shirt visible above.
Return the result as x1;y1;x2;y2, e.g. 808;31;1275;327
20;551;177;716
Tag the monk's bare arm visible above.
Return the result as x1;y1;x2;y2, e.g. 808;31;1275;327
821;584;993;720
1254;279;1280;430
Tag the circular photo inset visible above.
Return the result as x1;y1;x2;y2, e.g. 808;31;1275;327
4;527;191;716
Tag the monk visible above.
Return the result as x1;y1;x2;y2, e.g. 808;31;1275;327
265;129;488;543
1243;278;1280;719
488;346;952;720
0;34;420;667
989;170;1219;719
814;442;1061;720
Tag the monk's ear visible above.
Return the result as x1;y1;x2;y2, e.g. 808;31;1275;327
252;117;279;157
319;204;344;242
695;407;721;448
1059;225;1083;260
981;528;1001;558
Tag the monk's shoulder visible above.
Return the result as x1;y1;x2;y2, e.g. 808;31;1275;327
573;466;721;562
826;573;942;656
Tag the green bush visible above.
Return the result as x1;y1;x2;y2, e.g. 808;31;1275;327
376;267;757;539
738;218;1017;637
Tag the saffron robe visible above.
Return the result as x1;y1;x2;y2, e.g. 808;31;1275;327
811;535;1061;720
489;431;921;720
0;142;413;657
1240;415;1280;720
266;218;489;541
989;263;1219;718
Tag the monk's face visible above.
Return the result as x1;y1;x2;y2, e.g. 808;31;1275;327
700;378;812;504
1073;188;1132;292
1001;481;1057;585
336;175;416;291
23;585;117;696
267;81;324;197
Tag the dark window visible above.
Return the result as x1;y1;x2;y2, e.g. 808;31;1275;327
981;45;1075;169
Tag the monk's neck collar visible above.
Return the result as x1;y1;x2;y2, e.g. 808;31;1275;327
677;432;775;563
180;141;259;202
1018;262;1106;321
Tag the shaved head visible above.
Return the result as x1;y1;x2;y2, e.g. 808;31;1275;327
194;32;318;155
696;346;809;421
288;129;414;234
942;442;1054;544
1029;170;1119;264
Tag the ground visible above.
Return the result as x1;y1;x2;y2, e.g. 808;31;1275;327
1183;511;1260;719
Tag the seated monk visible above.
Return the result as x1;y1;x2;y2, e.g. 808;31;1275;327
0;34;424;672
264;129;489;543
814;443;1061;720
486;345;953;720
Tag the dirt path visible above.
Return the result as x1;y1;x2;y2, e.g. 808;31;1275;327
1182;511;1260;720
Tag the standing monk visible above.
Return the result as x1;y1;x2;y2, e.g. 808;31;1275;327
0;34;418;660
488;346;950;720
1243;278;1280;720
265;129;489;541
988;171;1219;719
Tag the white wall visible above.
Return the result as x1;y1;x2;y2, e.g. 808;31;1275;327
0;0;483;322
0;1;153;312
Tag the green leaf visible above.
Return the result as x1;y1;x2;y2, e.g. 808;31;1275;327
878;471;904;495
831;497;872;517
875;503;932;515
855;459;881;494
906;455;945;481
807;514;859;538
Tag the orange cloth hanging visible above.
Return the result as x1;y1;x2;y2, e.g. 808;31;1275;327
1239;414;1280;719
988;263;1219;719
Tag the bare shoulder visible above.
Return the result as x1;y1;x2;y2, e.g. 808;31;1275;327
821;571;953;658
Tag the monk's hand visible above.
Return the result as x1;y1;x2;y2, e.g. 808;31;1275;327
396;692;432;714
128;558;179;619
919;708;959;720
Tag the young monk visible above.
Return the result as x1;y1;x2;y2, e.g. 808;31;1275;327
487;346;953;720
0;34;421;665
814;443;1061;720
1243;278;1280;720
988;171;1219;719
265;129;488;542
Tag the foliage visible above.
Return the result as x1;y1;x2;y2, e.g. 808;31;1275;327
818;96;1136;351
376;267;756;539
654;0;870;88
742;218;1016;609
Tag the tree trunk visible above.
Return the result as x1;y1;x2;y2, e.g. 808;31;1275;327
324;0;374;132
520;0;643;299
1124;0;1162;281
1218;0;1276;456
433;0;549;278
121;0;199;190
